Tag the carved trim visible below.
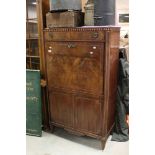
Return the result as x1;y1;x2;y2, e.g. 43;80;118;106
44;27;120;32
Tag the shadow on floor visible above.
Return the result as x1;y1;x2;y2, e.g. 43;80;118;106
48;127;110;150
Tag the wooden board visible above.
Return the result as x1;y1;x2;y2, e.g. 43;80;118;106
26;69;42;136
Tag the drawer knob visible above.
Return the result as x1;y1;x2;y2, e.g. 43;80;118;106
48;49;52;53
49;46;52;49
93;46;97;49
90;51;94;55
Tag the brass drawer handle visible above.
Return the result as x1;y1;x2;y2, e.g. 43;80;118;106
91;32;99;39
68;43;77;48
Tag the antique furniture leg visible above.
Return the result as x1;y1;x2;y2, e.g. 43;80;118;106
50;124;55;133
101;138;106;150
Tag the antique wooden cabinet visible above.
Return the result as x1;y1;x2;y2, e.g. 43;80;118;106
44;26;120;149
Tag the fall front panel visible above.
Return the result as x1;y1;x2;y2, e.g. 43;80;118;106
45;42;104;94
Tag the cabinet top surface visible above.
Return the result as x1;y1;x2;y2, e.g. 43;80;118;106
44;26;120;32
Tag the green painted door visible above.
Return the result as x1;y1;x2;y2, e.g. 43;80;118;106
26;69;42;136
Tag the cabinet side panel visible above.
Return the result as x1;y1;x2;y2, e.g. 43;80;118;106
107;30;120;132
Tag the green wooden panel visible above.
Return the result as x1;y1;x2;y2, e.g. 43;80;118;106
26;69;42;136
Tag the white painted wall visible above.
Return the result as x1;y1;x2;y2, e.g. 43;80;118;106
116;0;129;11
116;0;129;24
116;0;129;52
116;0;129;42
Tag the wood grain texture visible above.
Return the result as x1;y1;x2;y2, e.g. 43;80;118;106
107;31;120;133
49;92;74;127
74;96;101;134
46;42;103;95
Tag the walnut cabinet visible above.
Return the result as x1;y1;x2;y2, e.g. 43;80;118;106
44;26;120;149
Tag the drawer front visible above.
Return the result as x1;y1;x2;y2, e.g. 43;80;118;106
46;42;101;59
70;31;105;41
44;31;70;41
44;31;105;41
45;42;104;94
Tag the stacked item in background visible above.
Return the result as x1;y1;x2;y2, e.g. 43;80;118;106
46;0;84;28
46;0;116;27
84;0;94;26
84;0;116;26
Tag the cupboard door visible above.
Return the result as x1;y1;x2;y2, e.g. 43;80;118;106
75;96;101;134
49;92;74;127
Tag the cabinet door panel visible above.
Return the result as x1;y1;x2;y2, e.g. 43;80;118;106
75;96;101;134
49;92;74;127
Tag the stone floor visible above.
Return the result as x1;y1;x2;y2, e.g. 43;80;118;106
26;128;129;155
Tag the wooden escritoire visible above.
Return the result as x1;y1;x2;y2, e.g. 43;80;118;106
43;26;120;150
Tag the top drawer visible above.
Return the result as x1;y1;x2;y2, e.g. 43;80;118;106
44;30;105;42
44;31;70;41
70;31;105;41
